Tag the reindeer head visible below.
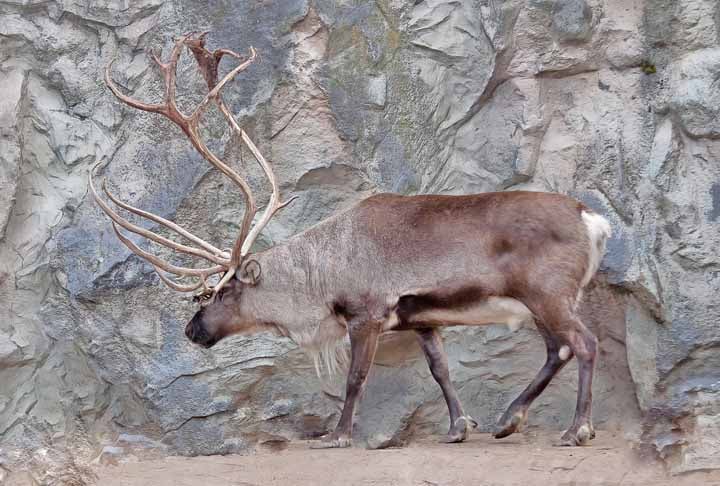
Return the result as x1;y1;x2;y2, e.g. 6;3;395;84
93;32;294;347
185;259;263;348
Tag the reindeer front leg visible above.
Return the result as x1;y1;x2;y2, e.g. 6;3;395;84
312;321;380;449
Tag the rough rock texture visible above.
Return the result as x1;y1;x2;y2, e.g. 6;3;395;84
1;0;719;483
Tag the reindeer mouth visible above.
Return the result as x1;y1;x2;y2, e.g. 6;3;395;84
188;333;219;349
198;338;219;349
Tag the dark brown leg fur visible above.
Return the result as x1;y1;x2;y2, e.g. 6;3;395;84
512;296;598;446
494;324;570;439
416;328;477;443
312;320;380;449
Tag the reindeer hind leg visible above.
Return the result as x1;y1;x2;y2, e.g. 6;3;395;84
518;296;598;446
494;322;570;439
415;328;477;443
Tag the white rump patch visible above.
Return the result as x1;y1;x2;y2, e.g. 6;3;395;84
407;297;533;331
559;345;571;361
580;211;612;288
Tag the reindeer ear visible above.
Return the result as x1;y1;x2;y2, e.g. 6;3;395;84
237;259;261;285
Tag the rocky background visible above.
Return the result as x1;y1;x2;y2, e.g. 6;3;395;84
1;0;719;483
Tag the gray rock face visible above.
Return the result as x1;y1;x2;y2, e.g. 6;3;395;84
1;0;719;482
552;0;594;42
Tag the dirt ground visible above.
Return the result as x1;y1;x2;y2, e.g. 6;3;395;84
95;431;720;486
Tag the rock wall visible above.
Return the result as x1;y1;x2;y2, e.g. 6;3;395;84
1;0;719;483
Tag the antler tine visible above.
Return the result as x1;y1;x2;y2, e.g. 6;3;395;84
88;166;230;266
101;177;229;259
153;266;207;292
179;122;257;274
162;33;193;117
149;49;164;70
184;37;295;267
105;59;165;114
195;46;257;115
111;222;225;277
105;34;190;121
219;106;297;261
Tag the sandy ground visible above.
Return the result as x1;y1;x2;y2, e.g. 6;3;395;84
95;431;720;486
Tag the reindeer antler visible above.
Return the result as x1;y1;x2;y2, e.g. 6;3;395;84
92;32;295;302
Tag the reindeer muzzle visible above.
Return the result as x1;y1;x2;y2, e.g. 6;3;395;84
185;317;217;348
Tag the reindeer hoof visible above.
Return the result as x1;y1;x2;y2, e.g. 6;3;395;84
310;435;352;449
443;416;477;443
493;410;527;439
556;424;593;447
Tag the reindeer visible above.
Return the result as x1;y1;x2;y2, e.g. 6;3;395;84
91;33;612;448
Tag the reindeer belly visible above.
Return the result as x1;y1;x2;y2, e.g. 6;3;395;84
390;297;533;332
